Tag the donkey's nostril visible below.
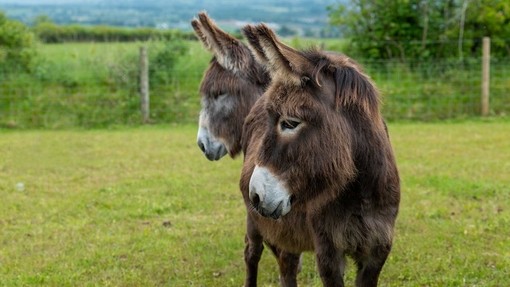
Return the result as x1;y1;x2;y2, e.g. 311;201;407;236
250;193;260;209
198;140;206;153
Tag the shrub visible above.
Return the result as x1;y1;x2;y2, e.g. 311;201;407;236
149;40;187;86
0;12;37;74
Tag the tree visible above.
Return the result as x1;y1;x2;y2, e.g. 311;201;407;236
328;0;510;60
0;12;37;74
463;0;510;56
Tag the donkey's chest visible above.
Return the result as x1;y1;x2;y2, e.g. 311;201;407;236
249;210;314;253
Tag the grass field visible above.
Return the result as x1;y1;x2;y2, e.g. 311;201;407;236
1;121;509;286
1;41;210;128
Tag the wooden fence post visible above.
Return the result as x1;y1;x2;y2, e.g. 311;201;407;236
481;37;490;117
140;46;150;123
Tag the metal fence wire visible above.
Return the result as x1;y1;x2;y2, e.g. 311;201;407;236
1;49;509;129
363;57;509;120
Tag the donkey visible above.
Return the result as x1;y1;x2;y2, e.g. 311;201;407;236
191;12;270;161
192;14;312;283
239;24;400;287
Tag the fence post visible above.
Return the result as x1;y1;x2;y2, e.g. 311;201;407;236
139;46;150;123
481;37;490;117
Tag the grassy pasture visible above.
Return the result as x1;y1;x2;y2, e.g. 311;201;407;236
1;41;210;128
0;121;509;286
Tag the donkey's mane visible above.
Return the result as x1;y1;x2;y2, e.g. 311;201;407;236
300;49;381;117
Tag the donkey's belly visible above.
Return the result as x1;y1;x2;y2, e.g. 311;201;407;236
249;210;314;253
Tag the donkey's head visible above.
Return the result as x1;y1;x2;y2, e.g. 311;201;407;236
192;13;269;161
244;24;389;219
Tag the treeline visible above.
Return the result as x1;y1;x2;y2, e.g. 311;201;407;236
33;22;195;43
329;0;510;60
1;11;198;76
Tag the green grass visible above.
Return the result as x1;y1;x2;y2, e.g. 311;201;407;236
1;121;509;286
0;41;209;128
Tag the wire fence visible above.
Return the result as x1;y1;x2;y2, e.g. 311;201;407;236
1;48;509;129
363;57;510;120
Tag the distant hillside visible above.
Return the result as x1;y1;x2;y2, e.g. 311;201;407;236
0;0;343;37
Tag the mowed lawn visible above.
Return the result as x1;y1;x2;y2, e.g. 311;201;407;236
0;121;509;286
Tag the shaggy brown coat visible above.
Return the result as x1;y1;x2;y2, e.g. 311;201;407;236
239;24;400;287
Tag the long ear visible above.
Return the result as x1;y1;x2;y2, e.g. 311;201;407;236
242;24;269;66
191;12;249;72
253;24;314;84
191;16;209;48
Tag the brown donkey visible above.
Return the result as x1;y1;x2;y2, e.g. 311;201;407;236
192;13;308;283
239;24;400;287
191;13;270;160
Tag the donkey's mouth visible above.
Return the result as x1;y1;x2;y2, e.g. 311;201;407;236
197;125;228;161
268;201;284;219
198;140;227;161
255;201;285;220
204;144;227;161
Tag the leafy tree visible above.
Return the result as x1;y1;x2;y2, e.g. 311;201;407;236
0;12;37;74
328;0;510;60
462;0;510;56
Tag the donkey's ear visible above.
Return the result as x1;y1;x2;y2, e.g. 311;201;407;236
191;12;249;72
191;17;208;48
254;24;314;84
242;25;269;66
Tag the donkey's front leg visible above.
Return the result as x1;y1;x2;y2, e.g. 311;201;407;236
315;245;346;287
244;216;264;287
311;223;346;287
266;243;301;287
277;251;301;287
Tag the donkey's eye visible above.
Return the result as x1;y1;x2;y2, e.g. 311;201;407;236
280;119;301;131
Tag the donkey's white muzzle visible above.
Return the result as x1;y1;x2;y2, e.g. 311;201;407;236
248;165;291;219
197;126;227;161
